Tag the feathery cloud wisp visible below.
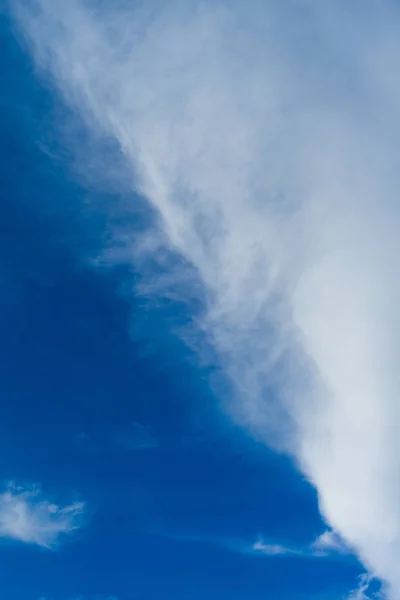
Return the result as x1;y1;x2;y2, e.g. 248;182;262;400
12;0;400;596
252;539;293;557
347;575;376;600
0;482;85;549
252;529;348;559
311;530;348;557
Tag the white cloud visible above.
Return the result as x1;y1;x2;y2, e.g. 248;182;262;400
12;0;400;596
347;575;377;600
165;529;349;560
251;529;348;559
252;539;297;557
0;482;85;549
311;530;348;556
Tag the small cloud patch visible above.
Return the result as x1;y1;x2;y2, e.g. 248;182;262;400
252;539;296;556
76;422;158;454
311;529;349;556
0;482;85;549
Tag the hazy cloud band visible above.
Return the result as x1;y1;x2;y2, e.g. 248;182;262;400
13;0;400;596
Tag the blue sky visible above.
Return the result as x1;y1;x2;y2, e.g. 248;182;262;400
2;1;400;599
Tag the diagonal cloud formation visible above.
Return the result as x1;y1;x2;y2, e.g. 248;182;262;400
12;0;400;596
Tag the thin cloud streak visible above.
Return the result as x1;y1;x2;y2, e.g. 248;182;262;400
252;529;349;560
12;0;400;596
76;422;158;454
160;528;349;560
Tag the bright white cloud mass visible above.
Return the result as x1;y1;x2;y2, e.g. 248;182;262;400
11;0;400;597
0;482;84;548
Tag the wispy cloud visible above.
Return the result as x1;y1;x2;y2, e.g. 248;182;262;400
106;422;158;451
251;529;349;559
346;575;381;600
0;482;85;549
311;530;348;557
251;539;294;557
76;422;158;454
12;0;400;596
164;528;349;561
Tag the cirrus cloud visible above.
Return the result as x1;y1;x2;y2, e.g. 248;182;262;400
11;0;400;597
